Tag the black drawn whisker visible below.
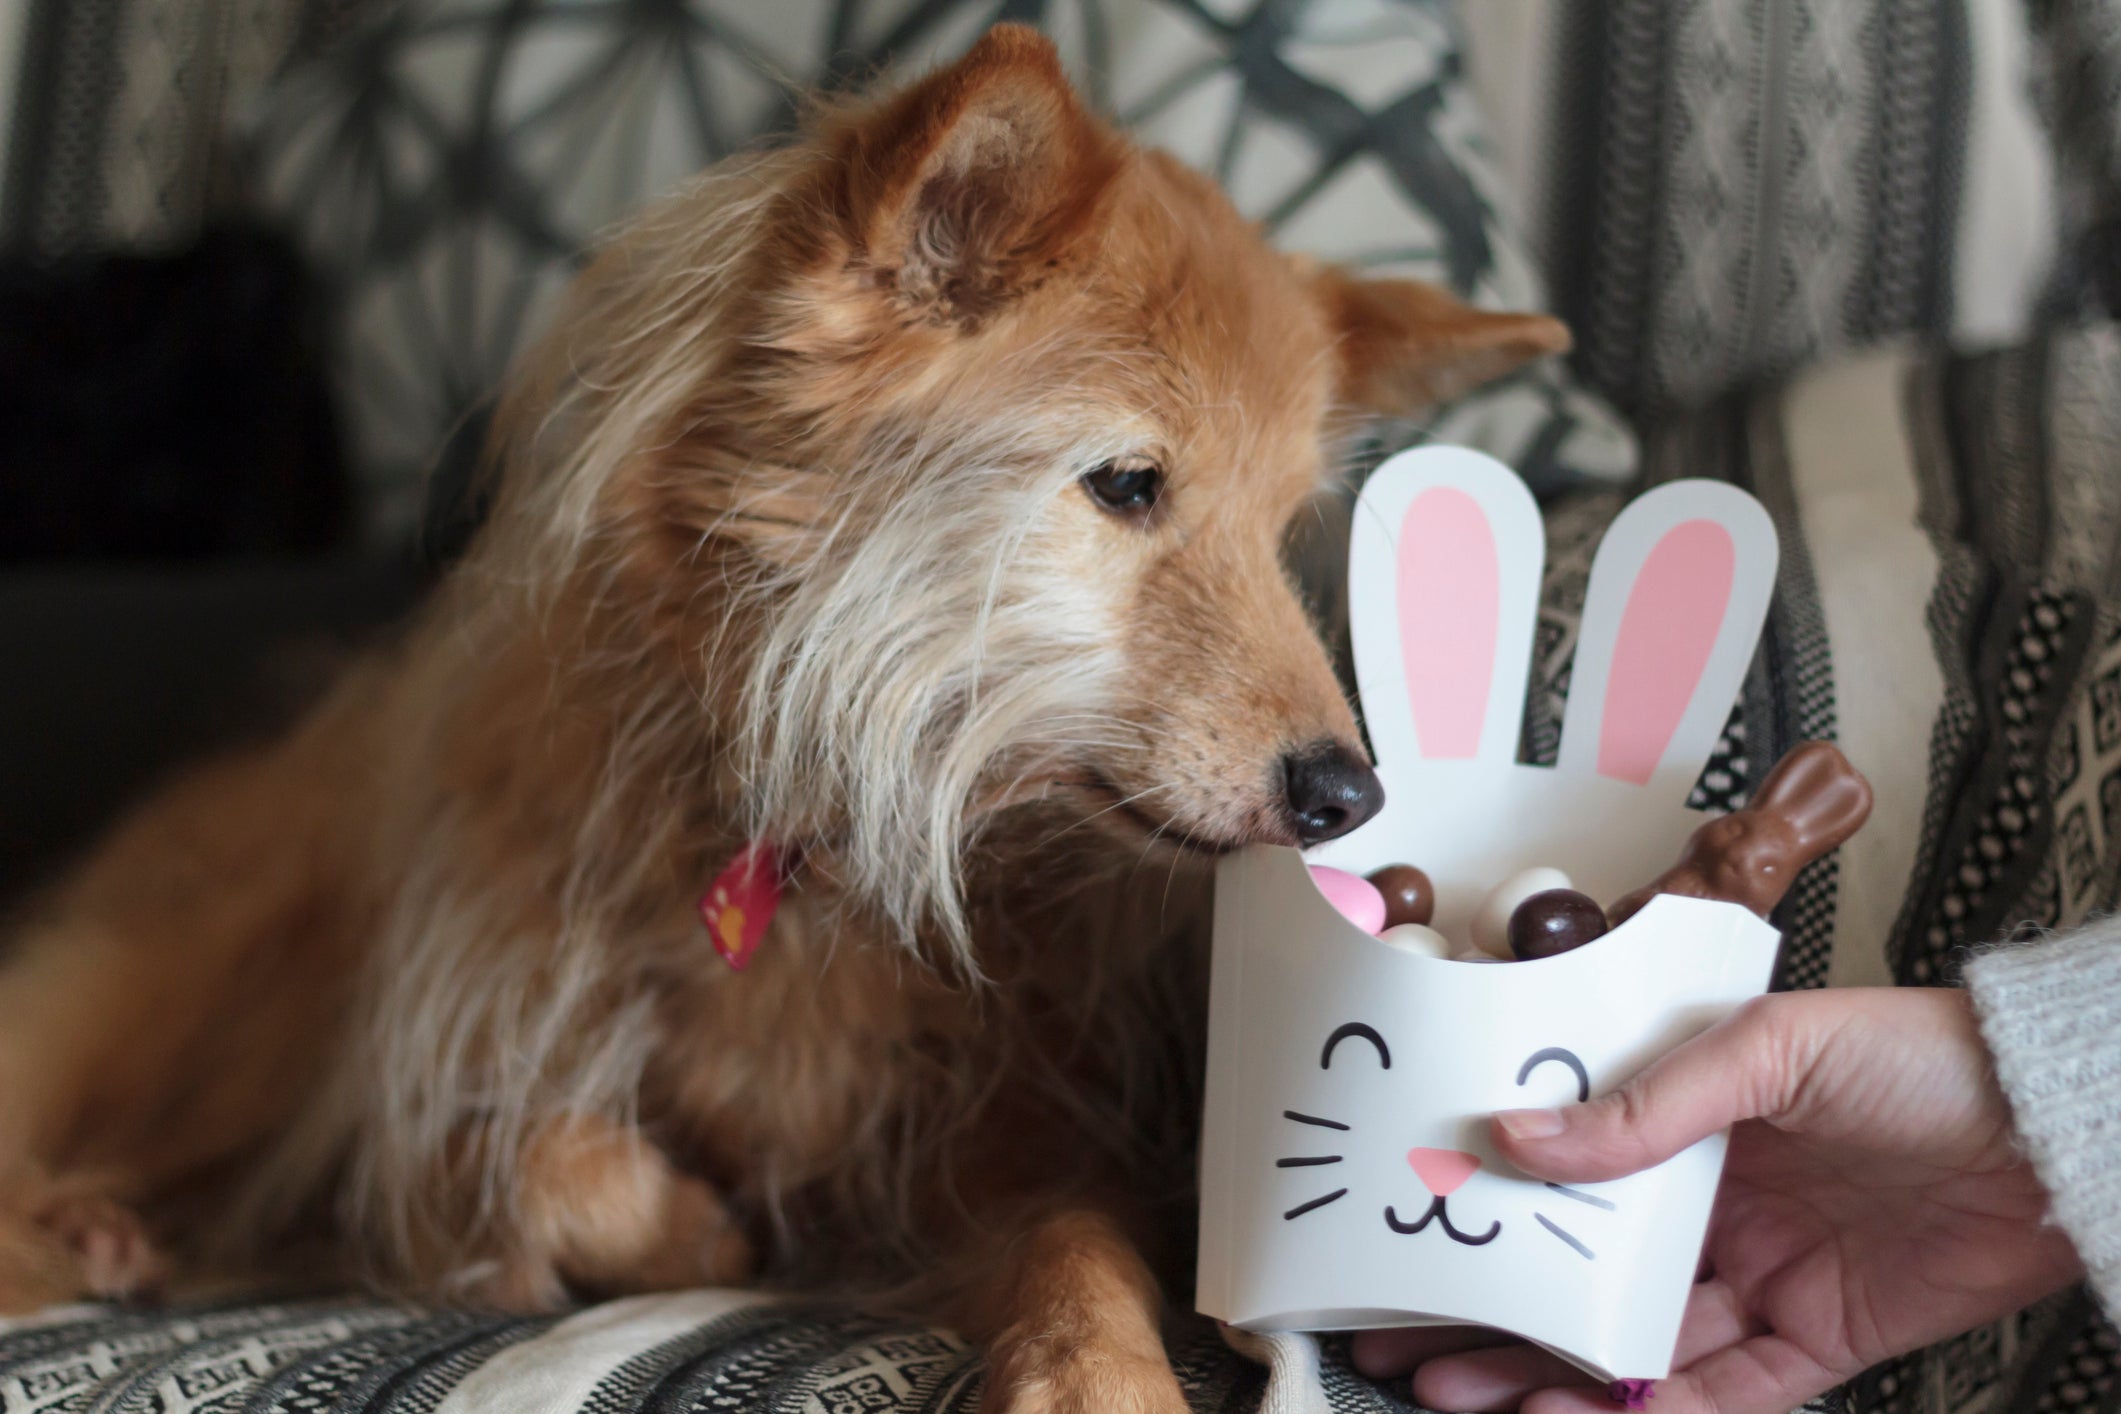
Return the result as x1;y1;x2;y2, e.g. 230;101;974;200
1544;1182;1617;1211
1283;1110;1351;1131
1275;1155;1343;1168
1283;1189;1348;1221
1536;1213;1595;1259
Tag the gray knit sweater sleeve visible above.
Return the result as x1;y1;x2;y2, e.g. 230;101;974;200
1965;916;2121;1315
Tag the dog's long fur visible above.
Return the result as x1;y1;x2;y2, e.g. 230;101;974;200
0;28;1566;1409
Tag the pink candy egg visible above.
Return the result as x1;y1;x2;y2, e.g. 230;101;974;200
1309;865;1387;934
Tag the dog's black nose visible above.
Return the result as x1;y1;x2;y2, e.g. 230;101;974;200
1281;740;1385;845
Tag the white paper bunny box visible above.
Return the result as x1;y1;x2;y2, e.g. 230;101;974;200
1196;447;1784;1383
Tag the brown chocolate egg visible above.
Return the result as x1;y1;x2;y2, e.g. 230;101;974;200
1508;888;1610;960
1366;864;1436;929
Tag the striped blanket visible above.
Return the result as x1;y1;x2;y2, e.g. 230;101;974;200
0;1296;1413;1414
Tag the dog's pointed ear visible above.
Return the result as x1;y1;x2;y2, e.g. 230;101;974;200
829;24;1125;319
1311;266;1572;416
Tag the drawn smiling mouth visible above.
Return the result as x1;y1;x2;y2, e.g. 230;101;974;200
1383;1196;1501;1245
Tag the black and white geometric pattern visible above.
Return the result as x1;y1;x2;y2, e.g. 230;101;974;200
1898;585;2089;981
1542;0;2055;415
240;0;1637;541
1893;325;2121;989
0;1300;439;1414
2032;1300;2121;1414
0;1299;1410;1414
0;0;303;257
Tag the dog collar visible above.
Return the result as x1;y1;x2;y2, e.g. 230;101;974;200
699;840;789;971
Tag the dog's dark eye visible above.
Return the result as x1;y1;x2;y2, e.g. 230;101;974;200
1082;460;1164;518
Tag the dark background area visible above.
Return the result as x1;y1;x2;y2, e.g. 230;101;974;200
0;204;431;897
0;557;420;898
0;225;417;897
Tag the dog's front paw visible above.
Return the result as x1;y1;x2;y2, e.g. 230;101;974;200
981;1334;1190;1414
35;1192;165;1301
0;1177;167;1312
445;1253;570;1315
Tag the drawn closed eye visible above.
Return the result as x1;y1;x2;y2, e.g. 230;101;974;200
1320;1022;1390;1070
1515;1046;1589;1104
1515;1045;1611;1259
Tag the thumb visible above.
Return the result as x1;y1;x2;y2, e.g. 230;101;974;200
1490;995;1817;1183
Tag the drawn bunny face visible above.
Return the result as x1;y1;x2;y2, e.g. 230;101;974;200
1200;864;1776;1377
1196;448;1785;1382
1283;1024;1595;1254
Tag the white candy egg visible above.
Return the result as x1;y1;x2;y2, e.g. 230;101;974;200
1470;866;1573;957
1377;922;1451;958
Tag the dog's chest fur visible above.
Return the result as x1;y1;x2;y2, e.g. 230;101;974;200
639;858;1208;1285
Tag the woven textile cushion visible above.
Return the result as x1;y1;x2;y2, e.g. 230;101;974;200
244;0;1636;541
7;323;2121;1414
1529;0;2061;415
0;1297;1419;1413
0;0;305;257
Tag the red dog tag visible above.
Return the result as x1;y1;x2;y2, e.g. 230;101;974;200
699;841;785;971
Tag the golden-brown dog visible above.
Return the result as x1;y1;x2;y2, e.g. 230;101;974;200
0;27;1565;1411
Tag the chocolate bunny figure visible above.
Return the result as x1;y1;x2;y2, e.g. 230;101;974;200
1608;740;1873;925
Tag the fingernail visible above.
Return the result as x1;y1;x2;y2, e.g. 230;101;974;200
1496;1107;1567;1140
1610;1379;1657;1409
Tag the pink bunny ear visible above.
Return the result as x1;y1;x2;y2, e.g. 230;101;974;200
1597;520;1735;784
1399;488;1498;759
1557;481;1777;796
1346;447;1542;772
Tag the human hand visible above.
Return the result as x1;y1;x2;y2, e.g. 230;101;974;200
1351;987;2082;1414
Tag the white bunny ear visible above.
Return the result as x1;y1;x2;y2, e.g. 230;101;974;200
1349;447;1544;771
1556;480;1778;798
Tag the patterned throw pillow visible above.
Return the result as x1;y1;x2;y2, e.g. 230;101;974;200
1540;0;2062;414
245;0;1636;543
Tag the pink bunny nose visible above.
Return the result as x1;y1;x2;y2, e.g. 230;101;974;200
1406;1148;1482;1197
